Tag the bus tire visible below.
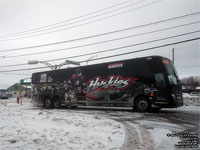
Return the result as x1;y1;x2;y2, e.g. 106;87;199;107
44;98;52;108
53;97;61;109
135;97;151;112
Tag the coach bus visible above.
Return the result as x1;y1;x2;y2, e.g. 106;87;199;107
30;56;183;112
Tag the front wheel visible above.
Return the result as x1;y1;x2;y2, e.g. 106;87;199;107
135;97;151;112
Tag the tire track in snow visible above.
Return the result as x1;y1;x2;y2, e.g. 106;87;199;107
104;115;154;150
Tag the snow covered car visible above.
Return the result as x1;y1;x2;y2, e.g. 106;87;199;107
0;94;9;99
190;92;200;97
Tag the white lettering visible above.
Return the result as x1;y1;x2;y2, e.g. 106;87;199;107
108;63;123;69
87;75;135;91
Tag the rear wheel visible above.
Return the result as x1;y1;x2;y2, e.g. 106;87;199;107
135;97;151;112
44;98;52;108
53;97;61;109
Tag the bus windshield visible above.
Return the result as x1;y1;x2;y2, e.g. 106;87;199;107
162;59;179;85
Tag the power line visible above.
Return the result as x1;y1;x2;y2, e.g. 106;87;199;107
0;0;147;38
174;45;199;50
1;20;199;53
176;66;200;69
0;72;30;76
1;30;199;67
82;38;199;62
0;37;199;73
0;0;163;41
0;62;32;68
0;0;135;38
4;30;200;58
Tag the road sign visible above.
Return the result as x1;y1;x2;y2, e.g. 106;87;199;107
22;82;31;85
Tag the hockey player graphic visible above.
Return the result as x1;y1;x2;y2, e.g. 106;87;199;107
70;68;85;93
65;68;85;102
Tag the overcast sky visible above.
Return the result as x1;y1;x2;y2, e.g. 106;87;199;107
0;0;199;89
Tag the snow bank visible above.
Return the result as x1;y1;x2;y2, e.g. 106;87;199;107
182;93;200;106
0;100;125;150
135;119;183;150
183;93;200;99
149;128;179;150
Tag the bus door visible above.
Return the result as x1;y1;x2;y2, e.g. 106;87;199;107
152;59;170;105
162;59;183;107
154;72;169;103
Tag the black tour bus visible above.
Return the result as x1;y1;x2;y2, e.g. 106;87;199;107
31;56;183;112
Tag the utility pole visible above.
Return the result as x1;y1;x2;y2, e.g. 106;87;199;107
172;48;174;65
19;78;31;105
19;80;23;105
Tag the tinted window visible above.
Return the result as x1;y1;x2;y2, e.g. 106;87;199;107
163;60;178;85
155;73;166;87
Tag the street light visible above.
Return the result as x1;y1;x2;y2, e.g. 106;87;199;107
65;60;80;66
86;55;97;65
28;60;80;70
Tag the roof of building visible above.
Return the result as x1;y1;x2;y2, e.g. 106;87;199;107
0;89;7;92
7;83;30;91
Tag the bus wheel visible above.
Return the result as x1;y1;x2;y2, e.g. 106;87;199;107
44;98;52;108
53;97;61;109
135;97;151;112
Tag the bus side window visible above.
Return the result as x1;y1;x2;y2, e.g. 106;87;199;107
155;73;166;87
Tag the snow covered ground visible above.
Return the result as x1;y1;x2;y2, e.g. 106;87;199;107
0;98;125;150
148;128;179;150
182;93;200;106
0;95;199;150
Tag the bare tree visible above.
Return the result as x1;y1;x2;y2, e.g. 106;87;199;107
181;76;200;91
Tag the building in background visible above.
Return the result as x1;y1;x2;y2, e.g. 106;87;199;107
0;89;7;95
7;83;31;98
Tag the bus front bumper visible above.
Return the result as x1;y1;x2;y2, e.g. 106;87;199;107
171;93;183;107
153;94;183;108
